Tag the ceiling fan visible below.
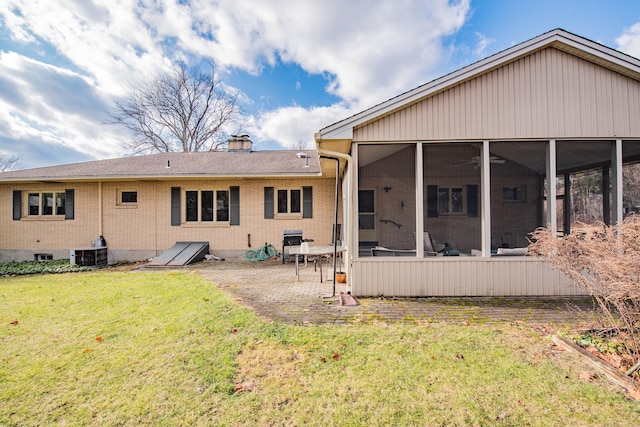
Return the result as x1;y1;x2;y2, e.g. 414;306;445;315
456;155;506;167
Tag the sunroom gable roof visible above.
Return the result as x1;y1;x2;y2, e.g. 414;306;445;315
317;29;640;141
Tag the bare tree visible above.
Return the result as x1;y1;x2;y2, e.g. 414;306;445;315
0;154;20;172
110;62;243;154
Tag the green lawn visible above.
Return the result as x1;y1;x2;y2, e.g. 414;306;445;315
1;270;638;426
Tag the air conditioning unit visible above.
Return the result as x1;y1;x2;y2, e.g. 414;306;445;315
70;247;108;266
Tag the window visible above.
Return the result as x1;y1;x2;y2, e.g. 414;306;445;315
358;189;375;229
217;191;230;221
185;189;229;223
503;186;526;203
13;189;74;220
264;186;312;219
438;187;463;214
427;185;476;217
117;190;138;206
27;192;66;217
277;189;301;214
34;253;53;262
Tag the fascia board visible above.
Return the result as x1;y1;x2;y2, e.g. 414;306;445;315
317;126;353;140
0;173;324;183
549;33;640;76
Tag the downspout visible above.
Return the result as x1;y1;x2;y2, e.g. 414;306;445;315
316;146;354;294
98;181;103;236
319;155;340;297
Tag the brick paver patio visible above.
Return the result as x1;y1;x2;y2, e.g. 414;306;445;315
189;259;597;327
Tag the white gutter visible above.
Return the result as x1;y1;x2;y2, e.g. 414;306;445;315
316;146;354;294
0;173;324;184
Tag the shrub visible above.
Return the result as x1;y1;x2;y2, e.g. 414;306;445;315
0;259;91;276
529;217;640;372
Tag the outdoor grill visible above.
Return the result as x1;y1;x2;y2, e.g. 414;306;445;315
282;230;313;264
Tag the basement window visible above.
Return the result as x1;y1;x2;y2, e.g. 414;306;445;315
34;253;53;262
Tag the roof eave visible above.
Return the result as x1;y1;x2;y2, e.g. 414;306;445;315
0;172;325;184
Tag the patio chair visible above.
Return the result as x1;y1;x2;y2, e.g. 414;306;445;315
412;232;439;256
371;247;416;256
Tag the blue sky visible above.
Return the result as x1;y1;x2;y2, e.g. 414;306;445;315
1;0;640;169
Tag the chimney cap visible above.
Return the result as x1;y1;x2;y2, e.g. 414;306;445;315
228;134;253;152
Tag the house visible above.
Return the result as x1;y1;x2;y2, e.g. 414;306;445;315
0;136;338;263
315;29;640;297
3;29;639;297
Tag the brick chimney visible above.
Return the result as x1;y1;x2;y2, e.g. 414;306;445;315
228;134;253;152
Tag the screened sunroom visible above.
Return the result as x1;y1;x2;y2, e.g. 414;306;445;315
316;29;640;296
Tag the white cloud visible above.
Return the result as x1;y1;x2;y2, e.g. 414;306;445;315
616;22;640;59
0;51;122;160
474;32;495;57
249;104;353;150
208;0;471;147
0;0;471;167
205;0;470;108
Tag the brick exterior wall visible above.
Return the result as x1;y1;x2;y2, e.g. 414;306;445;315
0;177;339;262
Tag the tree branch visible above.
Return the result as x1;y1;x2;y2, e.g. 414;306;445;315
108;62;243;154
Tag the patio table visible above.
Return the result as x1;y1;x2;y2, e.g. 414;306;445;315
288;245;345;282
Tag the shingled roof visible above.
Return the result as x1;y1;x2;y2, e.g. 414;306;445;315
0;150;321;182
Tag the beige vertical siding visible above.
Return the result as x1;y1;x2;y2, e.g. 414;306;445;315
354;47;640;141
351;258;581;297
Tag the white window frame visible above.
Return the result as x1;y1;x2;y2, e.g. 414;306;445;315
184;189;230;224
358;189;376;230
27;191;66;217
117;189;138;207
437;187;465;215
276;188;302;216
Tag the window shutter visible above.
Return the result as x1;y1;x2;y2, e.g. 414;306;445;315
467;184;478;217
65;189;74;220
171;187;180;226
12;190;21;220
230;186;240;225
426;185;438;218
264;187;274;219
302;186;313;218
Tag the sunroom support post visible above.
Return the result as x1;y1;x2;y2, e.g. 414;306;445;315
481;140;491;257
415;143;424;257
546;140;557;235
612;139;623;225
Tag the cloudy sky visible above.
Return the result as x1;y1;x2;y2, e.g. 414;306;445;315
1;0;640;169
